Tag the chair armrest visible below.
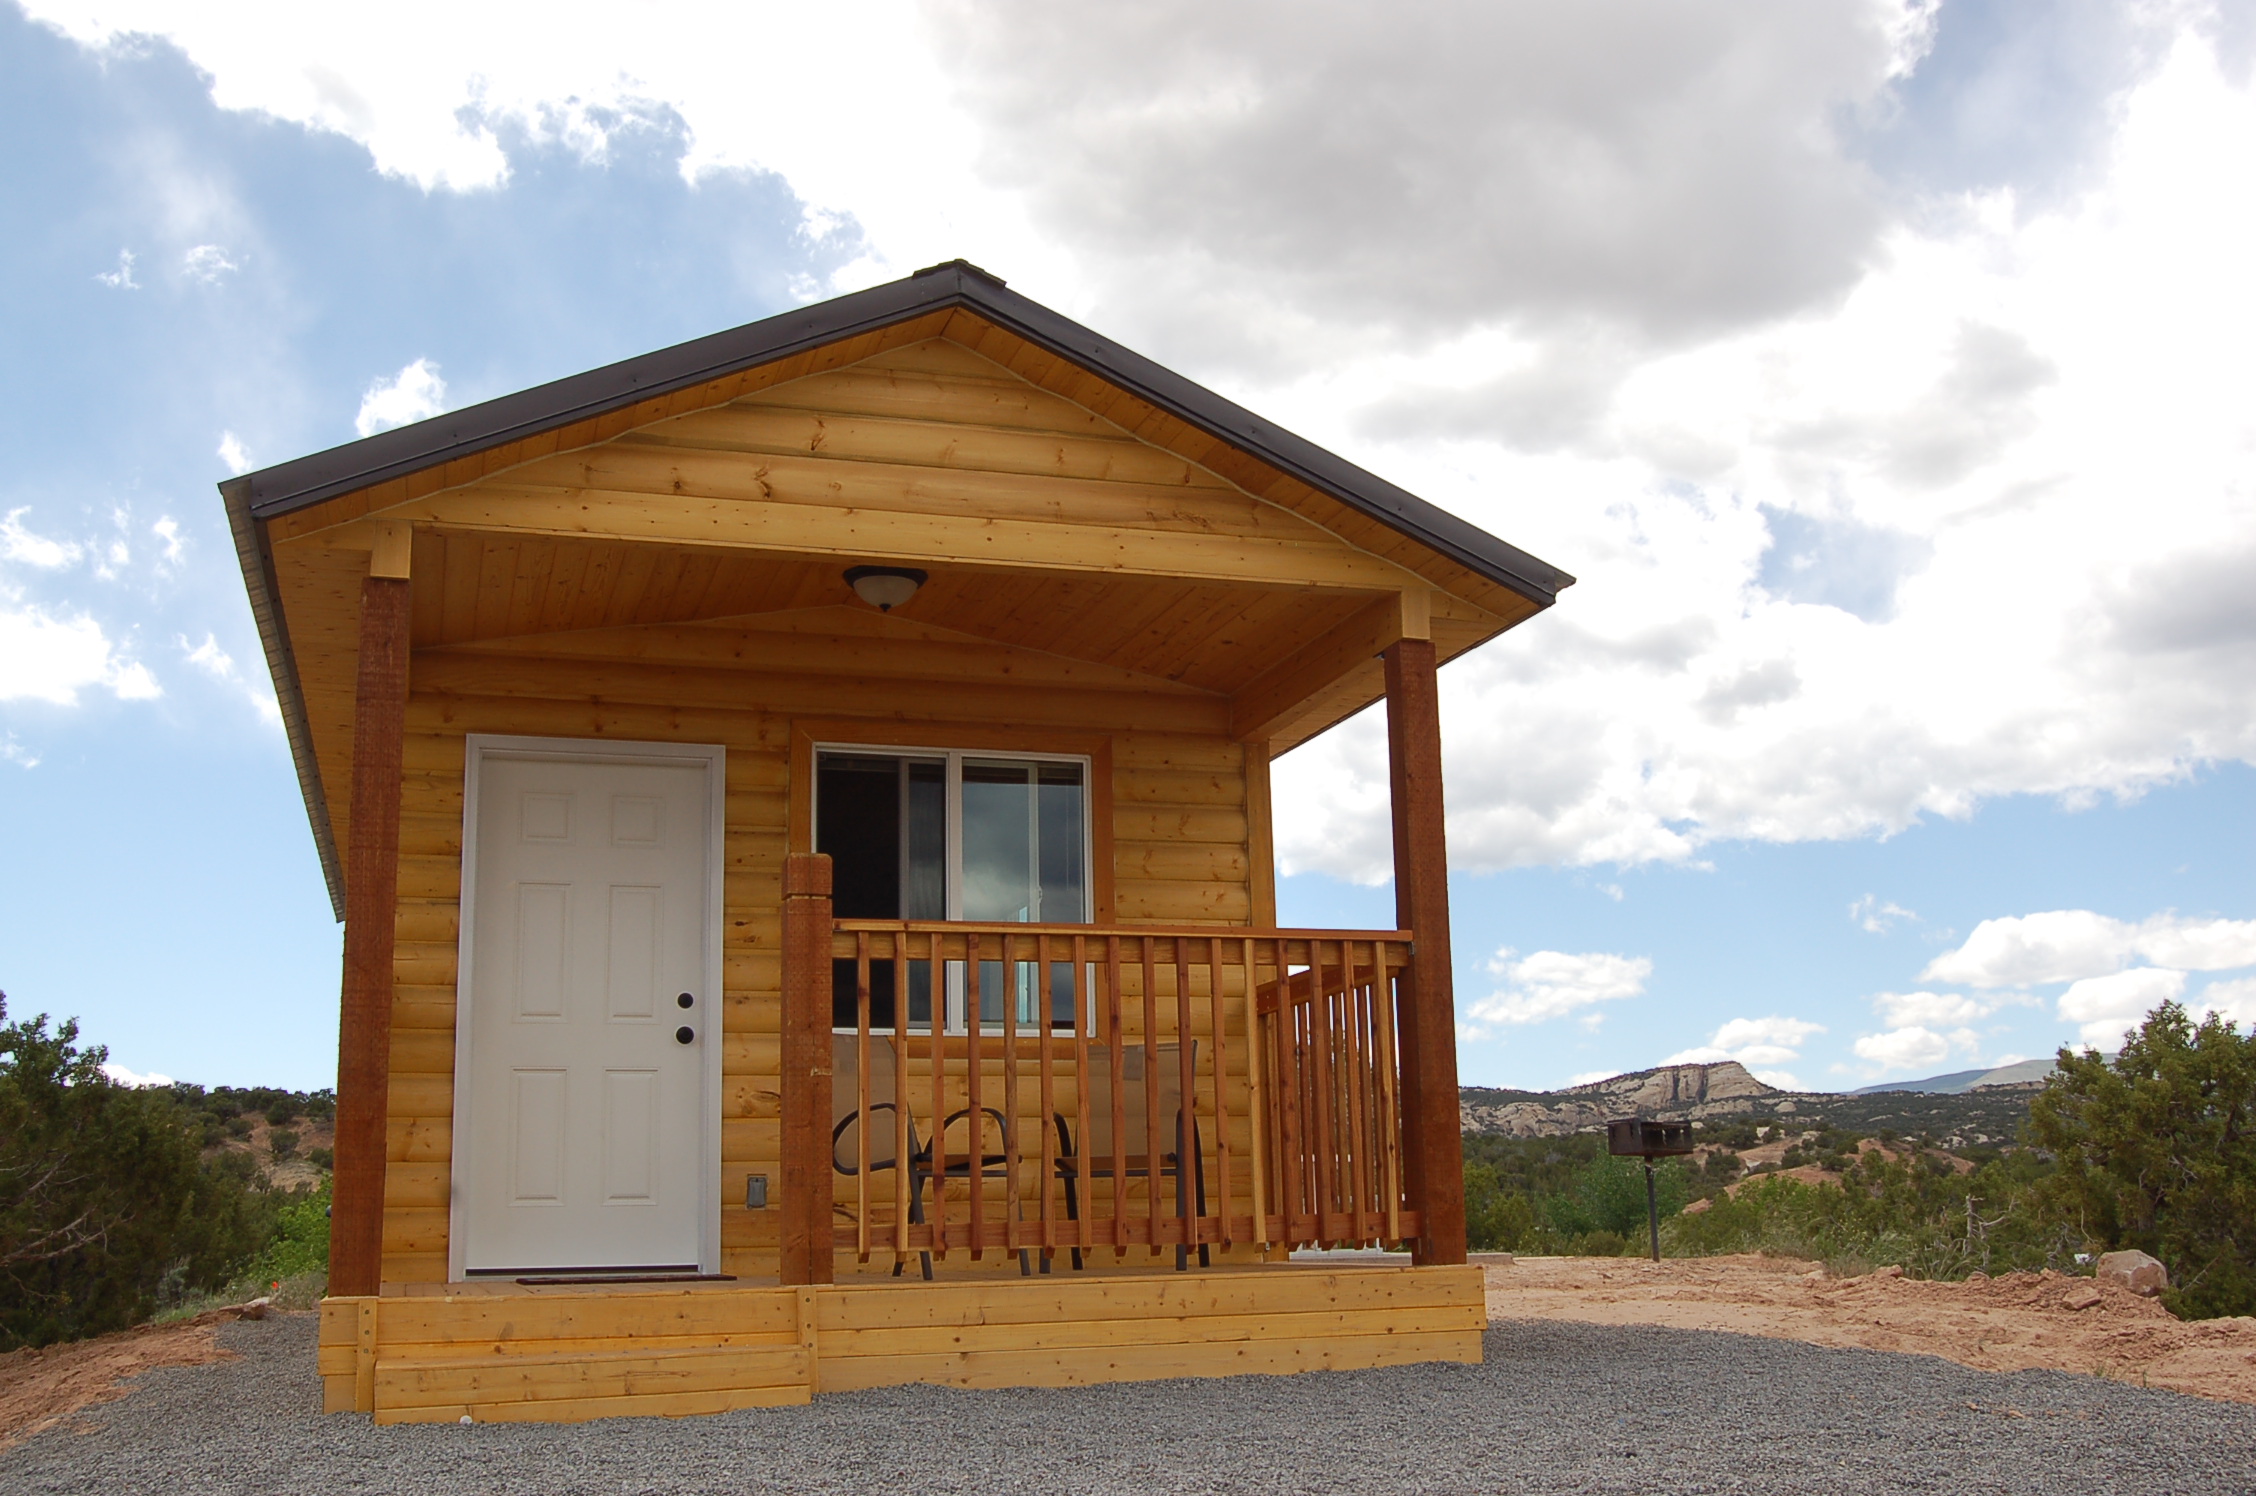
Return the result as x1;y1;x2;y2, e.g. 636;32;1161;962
832;1101;905;1174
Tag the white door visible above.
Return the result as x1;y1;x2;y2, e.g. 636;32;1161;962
454;742;720;1275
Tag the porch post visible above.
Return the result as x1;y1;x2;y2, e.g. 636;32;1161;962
779;853;835;1285
1383;637;1468;1266
331;533;411;1298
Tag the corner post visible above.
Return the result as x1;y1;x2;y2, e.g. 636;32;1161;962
780;853;836;1285
1384;636;1467;1266
331;527;411;1298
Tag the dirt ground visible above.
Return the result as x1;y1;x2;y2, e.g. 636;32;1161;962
0;1306;266;1451
1487;1253;2256;1403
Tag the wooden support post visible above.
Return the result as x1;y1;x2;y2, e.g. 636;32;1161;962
331;569;410;1298
780;853;835;1285
1245;739;1278;930
1384;637;1467;1266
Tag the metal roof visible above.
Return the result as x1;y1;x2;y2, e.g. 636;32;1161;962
236;260;1574;607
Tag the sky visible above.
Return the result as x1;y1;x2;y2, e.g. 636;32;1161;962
0;0;2251;1094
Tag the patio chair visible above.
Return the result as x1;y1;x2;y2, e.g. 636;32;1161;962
830;1032;1031;1280
1051;1042;1210;1272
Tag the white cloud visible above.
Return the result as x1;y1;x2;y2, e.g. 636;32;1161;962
180;632;282;726
1870;988;2034;1028
100;1062;176;1088
2197;976;2256;1029
2138;918;2256;972
1852;1024;1980;1075
1663;1014;1824;1088
1;509;82;569
152;517;185;565
2058;966;2188;1049
0;734;38;770
26;3;2256;885
93;248;137;289
217;431;253;475
1923;909;2256;987
1850;895;1916;933
182;244;239;283
1464;948;1651;1032
1567;1070;1624;1087
0;605;160;705
354;358;447;437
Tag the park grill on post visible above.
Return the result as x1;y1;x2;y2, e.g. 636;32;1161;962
1607;1118;1695;1262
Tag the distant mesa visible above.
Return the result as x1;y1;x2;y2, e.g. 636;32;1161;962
1846;1057;2064;1095
1461;1058;2038;1147
1461;1061;1783;1138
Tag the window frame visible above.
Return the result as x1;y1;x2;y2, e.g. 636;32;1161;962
790;721;1116;1036
810;742;1096;927
789;720;1116;923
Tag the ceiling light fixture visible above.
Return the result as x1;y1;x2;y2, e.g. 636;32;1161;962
843;565;927;612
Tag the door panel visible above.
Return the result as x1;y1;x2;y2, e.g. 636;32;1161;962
460;751;712;1273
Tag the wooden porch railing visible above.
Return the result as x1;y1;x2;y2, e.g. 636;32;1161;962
799;917;1423;1273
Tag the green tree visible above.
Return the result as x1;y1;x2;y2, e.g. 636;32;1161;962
1463;1161;1537;1250
0;996;274;1348
2030;1001;2256;1319
1545;1151;1688;1239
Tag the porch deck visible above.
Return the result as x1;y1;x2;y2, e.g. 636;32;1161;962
318;1261;1485;1424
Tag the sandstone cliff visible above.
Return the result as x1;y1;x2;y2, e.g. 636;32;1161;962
1460;1061;1794;1137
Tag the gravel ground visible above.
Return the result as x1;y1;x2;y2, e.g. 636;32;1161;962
6;1313;2255;1496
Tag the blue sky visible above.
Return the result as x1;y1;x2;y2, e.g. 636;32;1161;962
2;1;2252;1092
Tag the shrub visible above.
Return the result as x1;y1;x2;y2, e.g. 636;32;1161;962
1544;1152;1688;1239
0;996;275;1349
307;1147;334;1171
2031;1002;2256;1319
248;1184;331;1283
264;1101;296;1127
1464;1162;1538;1250
269;1128;300;1160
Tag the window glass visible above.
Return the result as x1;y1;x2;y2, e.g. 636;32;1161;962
815;748;1088;1031
961;760;1035;922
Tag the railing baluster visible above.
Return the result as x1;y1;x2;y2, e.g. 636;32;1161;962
967;934;986;1261
1207;935;1231;1249
895;933;913;1267
1106;934;1128;1259
1141;936;1163;1258
1309;943;1337;1245
1343;940;1373;1246
1278;956;1306;1246
1003;932;1023;1257
1073;935;1093;1259
856;930;873;1264
1374;941;1403;1245
1243;937;1270;1249
1174;938;1197;1258
929;927;948;1261
1037;932;1056;1266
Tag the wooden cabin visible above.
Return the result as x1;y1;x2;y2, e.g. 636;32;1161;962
222;261;1571;1424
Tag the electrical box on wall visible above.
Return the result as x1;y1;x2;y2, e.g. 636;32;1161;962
745;1174;769;1210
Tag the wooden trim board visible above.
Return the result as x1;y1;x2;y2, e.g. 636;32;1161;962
318;1263;1482;1423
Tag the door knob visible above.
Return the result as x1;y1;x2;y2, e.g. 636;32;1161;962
677;992;694;1009
675;1026;695;1045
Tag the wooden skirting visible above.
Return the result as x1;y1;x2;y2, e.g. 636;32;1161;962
317;1264;1483;1424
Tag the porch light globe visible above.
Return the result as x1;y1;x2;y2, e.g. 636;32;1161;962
843;565;927;612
